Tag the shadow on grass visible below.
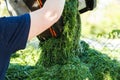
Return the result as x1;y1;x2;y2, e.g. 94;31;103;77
6;64;33;80
6;41;120;80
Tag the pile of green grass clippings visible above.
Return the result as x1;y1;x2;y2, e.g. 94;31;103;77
29;0;92;79
6;0;120;80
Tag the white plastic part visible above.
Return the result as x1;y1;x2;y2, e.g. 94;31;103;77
78;0;86;10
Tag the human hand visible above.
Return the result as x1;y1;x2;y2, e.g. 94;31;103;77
28;0;65;40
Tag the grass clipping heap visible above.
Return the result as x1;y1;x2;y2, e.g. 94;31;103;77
32;0;92;79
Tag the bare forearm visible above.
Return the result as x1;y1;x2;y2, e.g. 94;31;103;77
28;0;65;40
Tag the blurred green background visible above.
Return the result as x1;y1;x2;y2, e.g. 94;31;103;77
81;0;120;38
80;0;120;60
0;0;9;17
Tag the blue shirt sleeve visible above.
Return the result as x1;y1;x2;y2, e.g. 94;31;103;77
0;14;30;80
0;13;31;54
